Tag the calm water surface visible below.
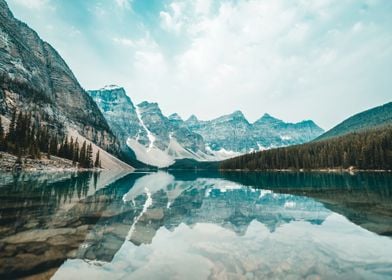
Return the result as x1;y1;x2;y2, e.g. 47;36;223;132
0;171;391;279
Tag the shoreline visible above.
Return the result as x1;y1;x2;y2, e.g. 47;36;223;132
0;152;103;172
218;168;392;173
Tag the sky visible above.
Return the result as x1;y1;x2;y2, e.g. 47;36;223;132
6;0;392;130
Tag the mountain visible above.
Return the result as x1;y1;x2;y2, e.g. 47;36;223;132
316;102;392;141
88;86;213;167
220;125;392;171
186;111;324;152
89;86;324;168
0;0;131;170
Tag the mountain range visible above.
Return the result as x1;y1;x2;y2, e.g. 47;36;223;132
4;0;387;171
0;0;131;170
88;86;324;168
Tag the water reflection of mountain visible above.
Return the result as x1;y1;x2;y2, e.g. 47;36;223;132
0;171;134;279
76;172;330;265
0;171;391;279
122;173;329;241
219;171;392;236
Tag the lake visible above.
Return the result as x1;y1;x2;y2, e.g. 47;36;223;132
0;171;391;279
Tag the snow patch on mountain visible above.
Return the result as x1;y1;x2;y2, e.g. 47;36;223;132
135;106;155;151
102;84;122;91
88;85;324;168
127;135;226;168
127;138;174;168
280;135;292;141
205;146;241;160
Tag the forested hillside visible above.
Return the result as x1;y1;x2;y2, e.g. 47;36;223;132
316;102;392;141
0;111;100;168
220;126;392;171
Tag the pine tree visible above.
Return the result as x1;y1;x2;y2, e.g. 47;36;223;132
47;141;51;159
86;143;93;168
6;109;16;149
0;117;4;151
94;150;101;168
50;135;58;156
80;141;87;168
73;139;79;165
63;137;69;159
69;137;74;161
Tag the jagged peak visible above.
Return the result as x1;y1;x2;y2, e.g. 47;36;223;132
101;85;123;91
137;101;163;115
255;113;283;124
230;110;245;118
186;114;199;123
87;86;135;108
217;110;248;123
169;113;183;121
137;101;159;108
296;119;323;131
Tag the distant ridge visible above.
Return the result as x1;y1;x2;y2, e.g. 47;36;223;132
316;102;392;141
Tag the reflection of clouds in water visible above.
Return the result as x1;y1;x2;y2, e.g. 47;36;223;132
284;201;296;208
3;171;392;279
48;172;392;279
122;172;175;202
53;213;392;280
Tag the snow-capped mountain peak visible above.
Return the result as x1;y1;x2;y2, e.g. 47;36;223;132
88;86;324;167
254;113;283;125
168;113;183;121
102;84;123;91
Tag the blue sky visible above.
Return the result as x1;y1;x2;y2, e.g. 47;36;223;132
6;0;392;129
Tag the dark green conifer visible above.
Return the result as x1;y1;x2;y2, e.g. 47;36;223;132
80;141;87;168
94;150;101;168
86;143;93;168
0;117;4;151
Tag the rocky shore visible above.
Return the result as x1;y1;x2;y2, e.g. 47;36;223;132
0;152;80;172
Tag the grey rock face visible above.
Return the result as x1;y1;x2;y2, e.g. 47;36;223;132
251;114;325;148
186;111;254;152
88;87;206;157
89;85;324;166
186;112;324;152
88;86;148;150
0;0;117;152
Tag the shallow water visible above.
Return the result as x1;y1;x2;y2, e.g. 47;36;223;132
0;171;391;279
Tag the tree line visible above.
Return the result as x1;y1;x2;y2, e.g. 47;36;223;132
220;126;392;171
0;110;101;168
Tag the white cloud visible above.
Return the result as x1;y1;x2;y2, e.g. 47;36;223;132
113;37;135;47
125;0;392;129
160;2;185;33
115;0;131;10
9;0;391;130
11;0;51;10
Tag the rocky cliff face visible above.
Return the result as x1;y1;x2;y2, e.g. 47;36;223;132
0;0;118;153
185;111;254;152
186;112;324;152
89;85;324;168
87;86;146;151
88;86;209;167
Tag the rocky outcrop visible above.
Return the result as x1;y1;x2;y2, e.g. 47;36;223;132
88;86;209;167
186;112;324;152
88;84;324;167
0;0;119;155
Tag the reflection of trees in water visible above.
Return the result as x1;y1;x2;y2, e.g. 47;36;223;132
218;171;392;236
220;171;392;195
0;172;94;233
9;172;94;205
